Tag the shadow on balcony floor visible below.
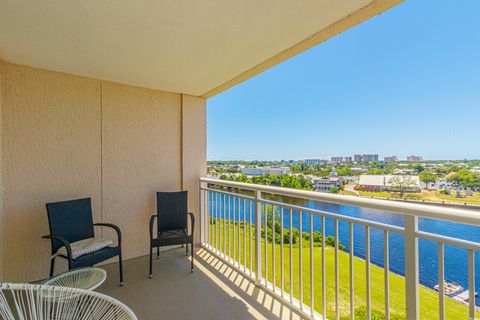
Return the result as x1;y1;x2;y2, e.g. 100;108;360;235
98;247;306;320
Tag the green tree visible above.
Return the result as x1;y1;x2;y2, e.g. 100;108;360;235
447;169;480;188
419;171;437;189
336;167;353;176
330;186;340;194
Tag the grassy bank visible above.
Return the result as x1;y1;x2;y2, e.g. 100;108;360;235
209;220;478;319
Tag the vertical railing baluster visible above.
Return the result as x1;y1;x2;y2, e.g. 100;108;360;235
217;192;220;252
202;189;205;245
254;191;262;286
310;213;314;317
215;192;219;251
265;203;268;283
404;216;419;320
243;198;247;272
209;191;212;246
289;209;293;304
299;211;303;309
210;192;216;249
223;194;226;256
199;184;204;244
212;192;215;251
228;196;231;261
250;200;253;274
350;222;354;320
237;196;241;266
281;206;284;297
206;191;209;247
219;193;222;254
335;219;339;320
384;230;390;320
206;188;209;246
468;249;476;319
272;205;276;291
204;189;208;246
438;242;445;320
322;216;326;320
233;196;236;262
366;225;371;320
210;191;213;249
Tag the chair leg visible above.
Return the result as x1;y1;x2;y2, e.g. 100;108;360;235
157;246;160;260
119;252;124;286
149;246;153;279
190;240;194;273
186;241;189;256
49;257;56;277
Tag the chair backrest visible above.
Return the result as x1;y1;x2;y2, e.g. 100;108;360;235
0;283;137;320
156;191;188;232
46;198;95;252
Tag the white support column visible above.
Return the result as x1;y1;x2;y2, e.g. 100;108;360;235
254;190;262;286
404;215;419;320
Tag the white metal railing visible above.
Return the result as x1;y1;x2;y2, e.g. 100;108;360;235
199;177;480;320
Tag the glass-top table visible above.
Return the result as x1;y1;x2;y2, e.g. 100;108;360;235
42;267;107;291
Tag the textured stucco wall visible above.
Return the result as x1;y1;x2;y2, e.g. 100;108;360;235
2;64;102;282
181;94;207;242
0;63;206;282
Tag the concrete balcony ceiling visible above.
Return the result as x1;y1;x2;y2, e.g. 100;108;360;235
0;0;402;97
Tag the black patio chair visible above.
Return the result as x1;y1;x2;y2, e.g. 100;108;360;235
43;198;124;285
149;191;195;278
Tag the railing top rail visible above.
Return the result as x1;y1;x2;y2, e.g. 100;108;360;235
200;177;480;226
201;186;255;200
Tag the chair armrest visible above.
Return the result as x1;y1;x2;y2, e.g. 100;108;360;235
187;212;195;237
149;215;157;240
94;223;122;246
42;235;72;258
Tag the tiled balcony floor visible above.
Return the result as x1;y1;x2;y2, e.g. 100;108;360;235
98;247;305;320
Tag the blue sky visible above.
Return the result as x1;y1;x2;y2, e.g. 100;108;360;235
207;1;480;161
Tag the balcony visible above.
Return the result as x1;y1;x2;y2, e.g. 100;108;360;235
2;1;476;320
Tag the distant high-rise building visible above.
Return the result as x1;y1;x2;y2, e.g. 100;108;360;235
362;154;379;163
304;159;322;164
331;156;344;163
384;156;399;163
344;156;353;162
354;154;363;162
407;155;423;162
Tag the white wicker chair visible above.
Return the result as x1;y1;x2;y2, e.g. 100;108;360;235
0;283;137;320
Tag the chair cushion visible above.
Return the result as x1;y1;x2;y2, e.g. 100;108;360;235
158;229;187;240
58;237;113;260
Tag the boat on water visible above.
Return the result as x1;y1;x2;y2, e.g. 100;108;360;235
434;282;463;296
